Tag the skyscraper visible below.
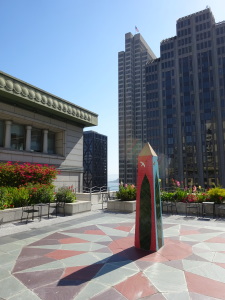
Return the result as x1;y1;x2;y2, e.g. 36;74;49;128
83;131;107;189
118;32;156;184
146;7;225;188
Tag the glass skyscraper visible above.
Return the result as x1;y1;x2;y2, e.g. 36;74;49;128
118;32;156;184
119;8;225;188
83;131;107;189
146;8;225;188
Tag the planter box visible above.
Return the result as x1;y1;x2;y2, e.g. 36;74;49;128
59;201;91;215
0;201;91;224
0;207;25;224
162;201;219;217
107;200;136;213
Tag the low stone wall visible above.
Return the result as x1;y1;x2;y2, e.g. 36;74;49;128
60;201;91;215
162;201;221;217
0;200;91;224
107;200;136;213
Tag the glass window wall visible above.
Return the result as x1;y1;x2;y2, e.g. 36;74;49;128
11;124;25;150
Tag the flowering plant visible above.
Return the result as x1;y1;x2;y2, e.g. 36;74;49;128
116;183;136;201
0;162;58;187
207;187;225;204
0;184;55;210
55;185;76;203
184;193;198;203
26;183;55;204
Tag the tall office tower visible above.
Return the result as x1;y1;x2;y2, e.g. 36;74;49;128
83;131;107;190
146;7;225;188
118;32;156;184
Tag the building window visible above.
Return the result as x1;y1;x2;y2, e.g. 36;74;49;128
0;120;4;147
11;124;25;150
31;128;42;152
48;131;55;154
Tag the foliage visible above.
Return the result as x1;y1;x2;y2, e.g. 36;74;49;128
184;193;198;203
116;184;136;201
0;162;58;187
196;192;210;203
0;184;55;210
160;191;174;202
161;184;225;204
174;189;188;202
26;183;55;204
207;187;225;204
55;186;76;203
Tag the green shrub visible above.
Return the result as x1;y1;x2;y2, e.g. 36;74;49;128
160;191;175;202
0;184;55;210
116;184;136;201
174;189;188;202
55;186;76;203
0;186;29;209
26;183;55;204
207;187;225;203
196;192;210;203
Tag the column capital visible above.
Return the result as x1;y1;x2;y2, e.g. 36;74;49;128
5;120;12;126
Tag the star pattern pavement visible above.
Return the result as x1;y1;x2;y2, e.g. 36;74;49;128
11;218;225;300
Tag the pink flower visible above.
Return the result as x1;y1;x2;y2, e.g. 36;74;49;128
176;181;180;187
192;186;197;192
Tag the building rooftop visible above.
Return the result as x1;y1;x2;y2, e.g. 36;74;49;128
0;71;98;127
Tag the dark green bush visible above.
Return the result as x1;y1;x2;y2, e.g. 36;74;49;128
55;186;76;203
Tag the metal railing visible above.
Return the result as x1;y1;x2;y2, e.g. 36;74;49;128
83;185;118;209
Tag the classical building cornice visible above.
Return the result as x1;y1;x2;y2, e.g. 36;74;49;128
0;71;98;127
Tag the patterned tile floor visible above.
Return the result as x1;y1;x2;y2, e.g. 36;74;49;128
1;212;225;299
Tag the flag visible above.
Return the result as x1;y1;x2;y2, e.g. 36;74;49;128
135;26;139;32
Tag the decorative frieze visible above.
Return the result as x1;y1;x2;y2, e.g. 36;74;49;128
0;71;98;127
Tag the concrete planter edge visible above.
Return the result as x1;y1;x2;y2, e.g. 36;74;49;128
0;200;91;224
107;199;136;213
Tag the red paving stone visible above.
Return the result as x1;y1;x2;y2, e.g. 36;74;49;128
59;237;89;244
109;236;135;253
115;226;133;232
158;242;193;260
84;229;106;235
114;272;158;300
45;249;85;260
185;271;225;299
62;264;104;281
180;230;200;235
205;236;225;243
215;262;225;269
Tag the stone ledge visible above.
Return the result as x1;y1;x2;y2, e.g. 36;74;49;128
107;200;136;213
62;201;91;215
0;201;91;224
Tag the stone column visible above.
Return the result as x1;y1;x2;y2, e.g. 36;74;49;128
4;120;12;148
25;125;32;151
43;129;48;153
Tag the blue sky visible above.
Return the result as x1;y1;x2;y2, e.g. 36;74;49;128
0;0;224;180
